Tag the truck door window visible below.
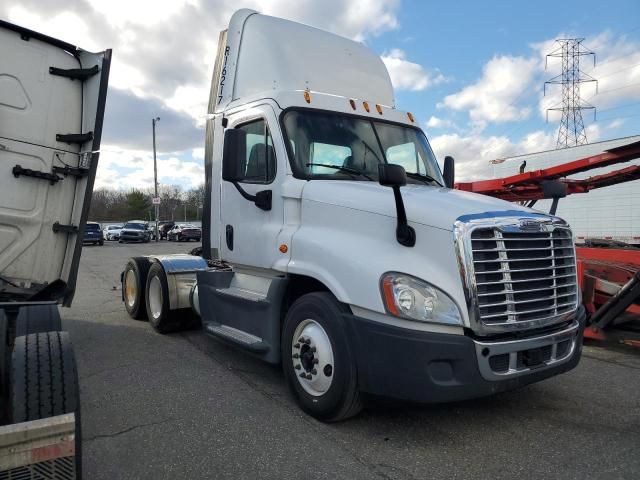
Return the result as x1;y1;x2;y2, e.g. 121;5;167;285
236;118;276;184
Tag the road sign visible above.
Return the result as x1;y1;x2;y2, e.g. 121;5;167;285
152;197;161;205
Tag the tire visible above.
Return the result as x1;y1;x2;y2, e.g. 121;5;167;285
123;257;151;320
15;305;62;337
281;292;362;422
145;263;182;334
99;240;104;246
10;332;82;476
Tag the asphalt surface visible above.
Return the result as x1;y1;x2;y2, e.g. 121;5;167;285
64;241;640;480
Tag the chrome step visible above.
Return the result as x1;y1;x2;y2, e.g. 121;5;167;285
204;323;269;353
214;286;267;302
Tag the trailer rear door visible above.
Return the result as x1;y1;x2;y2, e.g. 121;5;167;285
0;21;111;305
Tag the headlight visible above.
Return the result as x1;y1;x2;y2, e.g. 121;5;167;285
380;273;463;325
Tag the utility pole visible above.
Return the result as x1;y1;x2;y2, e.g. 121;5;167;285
544;39;597;148
152;117;160;241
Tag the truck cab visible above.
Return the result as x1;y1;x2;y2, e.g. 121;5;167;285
124;9;584;421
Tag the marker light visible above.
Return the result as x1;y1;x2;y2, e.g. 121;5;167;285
349;99;356;110
381;273;462;325
407;112;415;123
375;104;383;115
304;90;311;103
363;101;370;112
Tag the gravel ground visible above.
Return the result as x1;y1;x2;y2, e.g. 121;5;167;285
63;241;640;480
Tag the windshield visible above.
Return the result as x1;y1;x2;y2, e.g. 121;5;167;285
86;223;100;230
282;110;444;184
124;223;145;230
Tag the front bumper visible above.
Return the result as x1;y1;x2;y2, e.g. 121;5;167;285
344;305;585;403
120;233;146;242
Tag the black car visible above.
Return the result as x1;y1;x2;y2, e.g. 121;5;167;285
119;221;151;243
83;222;104;245
167;224;202;242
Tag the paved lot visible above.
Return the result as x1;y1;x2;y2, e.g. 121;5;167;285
64;241;640;479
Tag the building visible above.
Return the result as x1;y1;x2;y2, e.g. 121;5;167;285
491;135;640;245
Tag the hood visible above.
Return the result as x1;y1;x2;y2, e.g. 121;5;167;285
302;181;537;231
0;21;111;305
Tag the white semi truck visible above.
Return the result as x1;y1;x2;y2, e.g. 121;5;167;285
0;20;110;476
123;9;585;421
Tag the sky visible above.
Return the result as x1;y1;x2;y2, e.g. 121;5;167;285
3;0;639;189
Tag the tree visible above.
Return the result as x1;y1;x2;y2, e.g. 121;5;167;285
126;189;151;219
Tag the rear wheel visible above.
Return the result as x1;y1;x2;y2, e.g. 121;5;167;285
11;332;82;476
123;257;151;320
145;263;182;334
281;292;362;422
15;305;62;337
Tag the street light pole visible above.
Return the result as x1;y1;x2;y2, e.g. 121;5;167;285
152;117;160;242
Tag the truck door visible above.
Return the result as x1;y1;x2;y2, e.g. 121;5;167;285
219;105;284;269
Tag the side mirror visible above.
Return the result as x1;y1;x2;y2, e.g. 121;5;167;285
378;164;415;247
222;129;246;182
378;163;407;187
443;156;455;189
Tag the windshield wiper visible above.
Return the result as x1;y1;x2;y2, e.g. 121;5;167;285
306;163;374;180
405;172;443;187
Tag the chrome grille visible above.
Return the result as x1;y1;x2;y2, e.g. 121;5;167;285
471;227;578;327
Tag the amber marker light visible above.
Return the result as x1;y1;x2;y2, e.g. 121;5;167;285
407;112;415;123
363;101;370;112
279;244;288;253
303;90;311;103
375;104;383;115
349;99;356;110
381;276;399;316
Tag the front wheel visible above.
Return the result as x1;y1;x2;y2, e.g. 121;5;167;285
281;292;362;422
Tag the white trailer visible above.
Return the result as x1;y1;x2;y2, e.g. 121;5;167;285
123;9;585;421
0;20;111;476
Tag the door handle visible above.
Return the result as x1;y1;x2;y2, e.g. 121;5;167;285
226;225;233;251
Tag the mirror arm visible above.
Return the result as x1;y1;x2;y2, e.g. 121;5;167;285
231;181;272;211
391;185;416;247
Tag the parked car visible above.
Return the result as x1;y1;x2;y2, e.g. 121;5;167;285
103;224;123;241
158;221;175;240
83;221;104;245
167;224;201;242
119;221;151;243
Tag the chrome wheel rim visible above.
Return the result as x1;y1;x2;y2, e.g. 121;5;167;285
124;270;137;308
291;319;334;396
148;276;163;320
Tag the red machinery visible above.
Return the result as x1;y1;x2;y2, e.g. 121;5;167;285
456;140;640;346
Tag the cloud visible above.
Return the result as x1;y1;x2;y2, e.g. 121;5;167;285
441;55;538;127
430;124;601;182
381;49;446;91
103;88;203;152
425;115;455;129
606;118;624;130
96;146;204;190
